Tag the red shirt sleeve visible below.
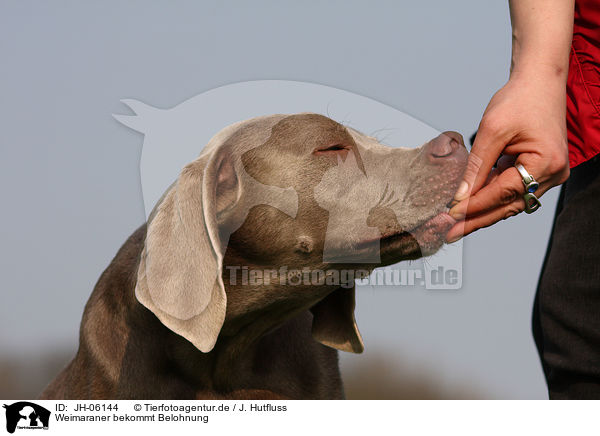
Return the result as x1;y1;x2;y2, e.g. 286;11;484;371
567;0;600;168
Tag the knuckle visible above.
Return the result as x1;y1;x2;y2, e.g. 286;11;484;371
547;150;569;177
502;205;522;220
499;185;519;204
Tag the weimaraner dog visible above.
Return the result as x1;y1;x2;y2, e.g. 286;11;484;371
40;113;468;399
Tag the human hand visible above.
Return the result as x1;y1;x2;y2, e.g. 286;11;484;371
445;72;570;243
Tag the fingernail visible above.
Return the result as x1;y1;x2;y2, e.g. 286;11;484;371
449;208;465;220
454;181;469;200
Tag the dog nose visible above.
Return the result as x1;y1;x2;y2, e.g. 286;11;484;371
426;131;465;160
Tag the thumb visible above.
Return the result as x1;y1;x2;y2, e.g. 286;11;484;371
454;121;509;201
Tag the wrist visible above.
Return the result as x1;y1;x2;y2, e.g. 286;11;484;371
508;61;569;92
510;55;569;83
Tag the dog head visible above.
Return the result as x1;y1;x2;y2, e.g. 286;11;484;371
135;113;468;353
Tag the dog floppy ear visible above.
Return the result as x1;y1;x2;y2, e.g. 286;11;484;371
311;286;364;353
135;149;239;353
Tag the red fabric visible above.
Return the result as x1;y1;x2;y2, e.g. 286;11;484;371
567;0;600;168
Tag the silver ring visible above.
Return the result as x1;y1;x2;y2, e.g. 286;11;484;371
515;164;541;214
515;164;539;193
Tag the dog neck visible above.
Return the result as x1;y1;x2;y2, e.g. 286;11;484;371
210;272;336;389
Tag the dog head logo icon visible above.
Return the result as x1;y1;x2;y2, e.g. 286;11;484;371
3;402;50;433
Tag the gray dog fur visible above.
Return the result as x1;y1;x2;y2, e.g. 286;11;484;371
40;113;467;399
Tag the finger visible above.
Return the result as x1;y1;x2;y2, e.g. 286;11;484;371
453;152;483;201
484;166;502;186
448;168;501;221
496;154;516;172
445;220;466;244
449;167;527;220
480;154;513;187
481;154;518;188
450;167;523;219
446;197;527;243
454;122;511;201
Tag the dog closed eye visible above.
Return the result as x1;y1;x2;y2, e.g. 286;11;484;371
313;144;350;156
